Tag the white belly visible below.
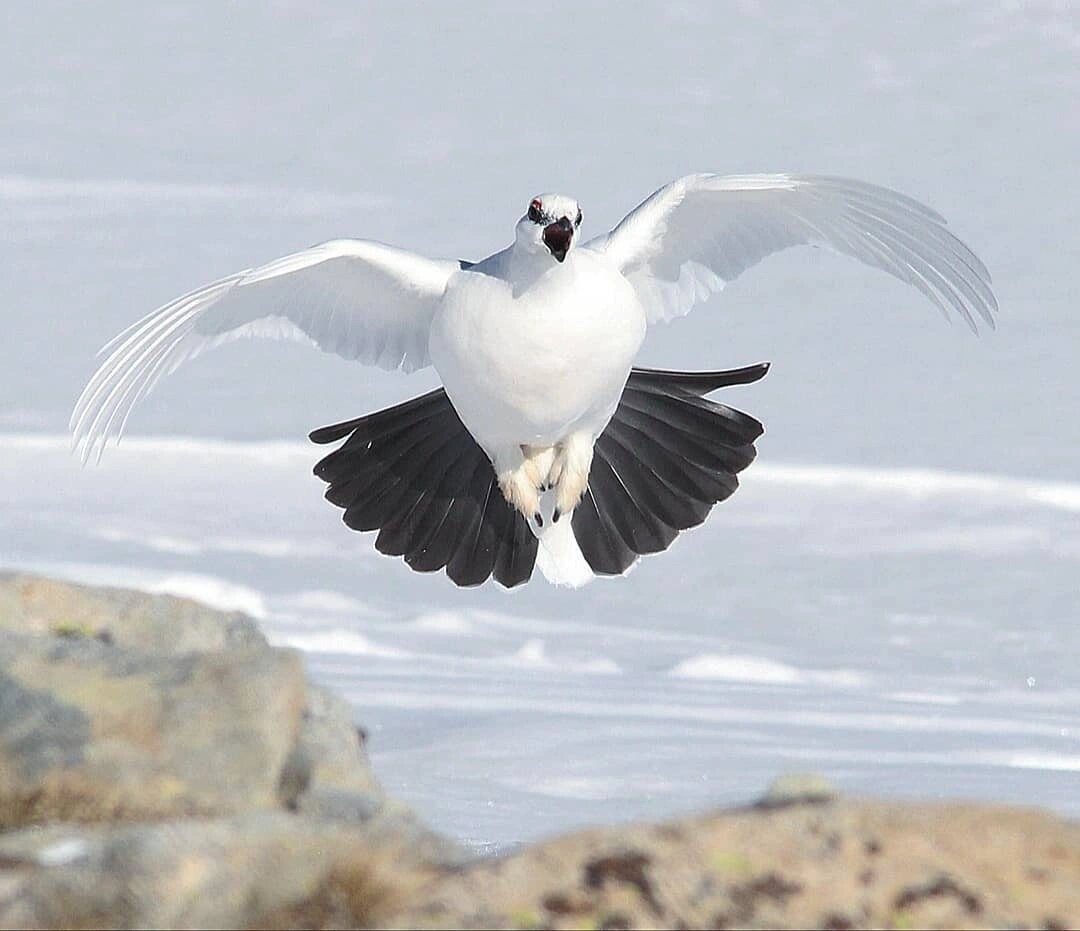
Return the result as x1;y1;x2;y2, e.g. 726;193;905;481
428;249;647;455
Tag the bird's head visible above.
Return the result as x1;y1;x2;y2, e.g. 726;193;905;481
515;193;583;264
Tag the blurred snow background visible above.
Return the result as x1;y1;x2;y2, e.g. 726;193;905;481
1;1;1077;849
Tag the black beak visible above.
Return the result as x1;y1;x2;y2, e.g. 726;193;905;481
543;217;573;263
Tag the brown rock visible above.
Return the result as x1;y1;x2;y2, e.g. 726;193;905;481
384;796;1080;930
2;794;1075;930
0;811;453;930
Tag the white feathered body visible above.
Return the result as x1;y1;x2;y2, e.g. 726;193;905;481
430;247;647;457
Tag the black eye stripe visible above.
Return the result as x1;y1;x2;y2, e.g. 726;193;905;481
528;202;581;226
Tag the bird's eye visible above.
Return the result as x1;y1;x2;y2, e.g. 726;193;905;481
528;200;543;223
575;209;583;228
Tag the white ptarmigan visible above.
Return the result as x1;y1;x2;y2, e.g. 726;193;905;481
71;174;997;588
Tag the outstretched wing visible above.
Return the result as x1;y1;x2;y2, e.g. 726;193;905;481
71;239;462;462
587;173;997;330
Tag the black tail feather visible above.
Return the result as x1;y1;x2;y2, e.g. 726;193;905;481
592;427;712;530
572;485;641;577
313;391;536;588
407;458;490;573
310;362;768;587
347;418;461;532
309;388;448;445
384;443;481;562
445;480;510;587
626;362;770;396
584;453;679;556
373;443;462;557
570;365;766;577
494;502;539;588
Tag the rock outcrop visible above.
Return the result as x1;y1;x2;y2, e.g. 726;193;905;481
386;794;1079;930
0;573;381;827
0;572;1076;930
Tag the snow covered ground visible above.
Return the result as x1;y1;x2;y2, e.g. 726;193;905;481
2;1;1078;850
4;435;1076;849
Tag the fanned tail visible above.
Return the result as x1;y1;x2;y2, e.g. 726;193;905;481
564;363;768;581
310;362;769;588
310;390;536;589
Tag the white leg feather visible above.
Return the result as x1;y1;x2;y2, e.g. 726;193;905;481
550;432;594;518
494;446;542;521
522;444;557;489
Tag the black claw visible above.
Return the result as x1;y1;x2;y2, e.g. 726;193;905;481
552;508;561;523
534;512;543;527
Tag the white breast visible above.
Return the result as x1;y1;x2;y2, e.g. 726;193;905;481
429;248;647;455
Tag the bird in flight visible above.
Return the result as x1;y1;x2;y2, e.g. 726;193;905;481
72;174;997;588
